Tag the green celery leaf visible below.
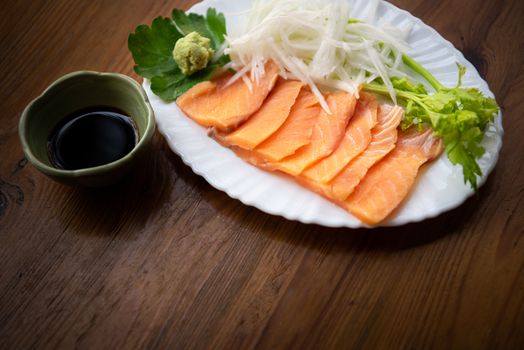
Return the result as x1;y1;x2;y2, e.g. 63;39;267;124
128;17;182;79
391;77;427;94
364;62;500;191
422;91;456;114
456;110;479;132
456;63;466;87
426;111;448;130
444;138;482;189
445;88;498;130
401;100;427;130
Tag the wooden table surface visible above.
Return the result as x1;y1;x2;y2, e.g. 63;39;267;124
1;0;523;348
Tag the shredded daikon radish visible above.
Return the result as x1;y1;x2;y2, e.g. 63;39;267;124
225;0;411;111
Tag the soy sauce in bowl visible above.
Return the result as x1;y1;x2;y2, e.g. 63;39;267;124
48;106;138;170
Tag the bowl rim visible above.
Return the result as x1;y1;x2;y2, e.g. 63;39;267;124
19;71;155;178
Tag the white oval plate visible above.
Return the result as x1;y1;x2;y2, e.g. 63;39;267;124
144;0;503;228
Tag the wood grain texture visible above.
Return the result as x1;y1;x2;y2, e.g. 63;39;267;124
0;0;523;349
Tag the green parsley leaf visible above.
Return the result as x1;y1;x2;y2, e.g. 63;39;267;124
205;8;227;47
172;9;216;48
150;64;218;101
128;17;182;79
128;8;230;101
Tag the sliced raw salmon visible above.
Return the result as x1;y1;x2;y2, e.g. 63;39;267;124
254;88;321;162
271;91;357;176
301;93;378;183
221;78;304;149
327;104;404;201
176;61;279;131
343;128;443;225
298;103;400;200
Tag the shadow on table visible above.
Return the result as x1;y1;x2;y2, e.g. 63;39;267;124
262;174;496;252
79;133;495;250
59;135;174;238
201;163;497;252
160;130;498;251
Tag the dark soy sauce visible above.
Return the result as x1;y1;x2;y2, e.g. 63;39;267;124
48;106;138;170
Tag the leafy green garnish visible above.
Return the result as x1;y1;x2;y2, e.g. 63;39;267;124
150;64;219;101
128;17;182;79
128;8;229;101
364;54;500;191
172;10;213;44
205;8;227;46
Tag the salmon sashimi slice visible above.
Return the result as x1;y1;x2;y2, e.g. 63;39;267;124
221;78;304;149
327;104;404;201
298;104;401;201
343;128;443;225
254;89;321;162
176;61;279;131
270;91;357;176
301;93;378;183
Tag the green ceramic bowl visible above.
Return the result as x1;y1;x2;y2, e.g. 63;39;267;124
19;71;155;187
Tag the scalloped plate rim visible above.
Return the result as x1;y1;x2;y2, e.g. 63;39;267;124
146;0;503;228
